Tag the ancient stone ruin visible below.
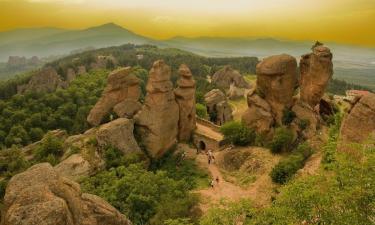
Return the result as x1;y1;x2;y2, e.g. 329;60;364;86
174;64;197;141
242;45;333;138
1;163;132;225
135;60;180;158
87;67;142;126
204;89;233;126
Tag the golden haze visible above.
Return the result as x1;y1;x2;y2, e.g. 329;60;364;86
0;0;374;46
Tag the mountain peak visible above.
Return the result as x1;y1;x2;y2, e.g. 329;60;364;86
86;23;127;32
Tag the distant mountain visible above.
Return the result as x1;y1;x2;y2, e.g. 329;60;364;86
0;23;374;89
0;23;154;61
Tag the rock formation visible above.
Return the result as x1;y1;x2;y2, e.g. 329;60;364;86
54;154;92;181
66;68;77;83
300;46;333;107
87;67;141;126
17;67;65;94
204;89;233;125
174;64;197;141
291;100;319;138
135;60;179;158
212;66;250;89
77;65;87;75
96;118;141;155
256;54;297;124
1;163;132;225
340;93;375;144
212;66;251;99
241;88;274;134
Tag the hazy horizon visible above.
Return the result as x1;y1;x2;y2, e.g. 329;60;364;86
1;0;374;47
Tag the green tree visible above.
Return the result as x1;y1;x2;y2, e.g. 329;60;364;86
269;127;294;154
220;121;256;146
196;103;207;119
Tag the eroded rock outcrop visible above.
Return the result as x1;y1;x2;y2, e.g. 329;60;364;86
54;154;92;181
300;46;333;107
241;89;274;134
17;67;65;94
291;100;319;138
204;89;233;125
174;64;196;141
1;163;132;225
135;60;179;158
256;54;297;124
96;118;141;155
212;66;250;89
340;93;375;144
87;67;141;126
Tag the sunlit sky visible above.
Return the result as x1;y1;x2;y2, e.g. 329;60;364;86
1;0;375;46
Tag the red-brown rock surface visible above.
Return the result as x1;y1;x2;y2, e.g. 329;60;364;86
340;93;375;143
300;46;333;107
1;163;132;225
204;89;233;125
87;67;141;126
256;54;297;124
212;66;250;89
17;67;64;94
174;64;196;141
135;60;179;158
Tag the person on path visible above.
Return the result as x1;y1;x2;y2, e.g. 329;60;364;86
210;179;215;188
216;176;219;184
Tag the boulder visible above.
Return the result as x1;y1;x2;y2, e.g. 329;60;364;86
87;67;141;126
292;101;319;138
256;54;298;124
340;93;375;144
1;163;132;225
135;60;179;158
96;118;141;155
204;89;233;125
242;89;274;134
174;64;196;141
77;66;87;75
212;66;250;89
113;99;142;119
17;67;64;94
54;154;92;181
228;83;246;99
300;45;333;107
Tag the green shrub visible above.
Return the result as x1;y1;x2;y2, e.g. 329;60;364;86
270;143;313;184
220;121;256;146
195;103;207;119
0;147;30;178
34;133;64;164
282;108;296;125
297;119;310;130
104;145;146;169
269;127;294;154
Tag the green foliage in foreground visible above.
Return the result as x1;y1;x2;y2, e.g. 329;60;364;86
33;133;64;166
322;113;343;169
270;143;313;184
82;151;207;225
220;121;256;146
269;127;294;154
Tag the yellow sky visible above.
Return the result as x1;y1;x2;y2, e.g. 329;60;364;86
0;0;374;46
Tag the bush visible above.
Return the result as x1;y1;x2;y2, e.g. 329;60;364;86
297;119;310;130
220;121;256;146
270;143;313;184
282;108;296;125
0;147;30;178
195;103;207;119
269;127;294;154
104;145;147;169
33;133;64;165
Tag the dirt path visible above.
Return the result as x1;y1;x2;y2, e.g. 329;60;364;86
194;148;279;212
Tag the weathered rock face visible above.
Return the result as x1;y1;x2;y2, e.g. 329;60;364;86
87;67;141;126
256;54;298;124
77;66;87;75
113;99;143;119
174;64;196;141
228;83;246;99
242;89;274;134
90;55;117;70
292;100;320;138
340;93;375;143
54;154;92;181
204;89;233;125
66;68;77;83
17;67;64;94
135;60;179;158
1;163;132;225
300;46;333;107
96;118;141;155
212;66;250;89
